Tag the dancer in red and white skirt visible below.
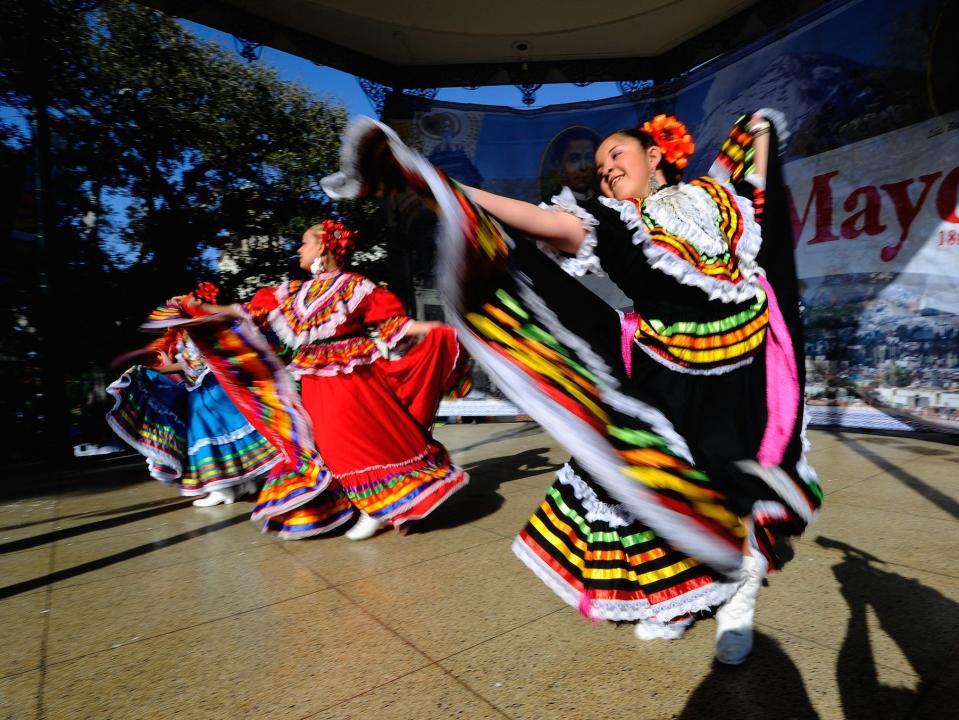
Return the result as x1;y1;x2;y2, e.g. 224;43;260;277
191;221;470;540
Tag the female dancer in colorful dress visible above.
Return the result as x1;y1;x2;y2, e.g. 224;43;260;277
321;109;821;664
187;221;471;540
106;283;280;506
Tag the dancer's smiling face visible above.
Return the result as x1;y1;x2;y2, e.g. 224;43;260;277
595;134;662;201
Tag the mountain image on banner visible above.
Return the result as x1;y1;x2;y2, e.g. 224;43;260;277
689;53;928;175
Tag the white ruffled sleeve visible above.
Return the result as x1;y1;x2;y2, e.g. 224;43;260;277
755;107;790;150
536;187;603;277
745;108;791;191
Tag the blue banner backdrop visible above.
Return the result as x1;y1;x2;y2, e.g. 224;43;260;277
388;0;959;433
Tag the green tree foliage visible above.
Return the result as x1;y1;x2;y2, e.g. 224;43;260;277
0;0;385;456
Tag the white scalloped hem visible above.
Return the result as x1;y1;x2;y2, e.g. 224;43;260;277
512;536;740;624
105;370;184;482
599;186;764;305
554;463;636;528
289;352;384;379
105;416;182;483
334;446;433;479
106;369;183;422
186;423;264;455
268;275;377;349
537;186;603;277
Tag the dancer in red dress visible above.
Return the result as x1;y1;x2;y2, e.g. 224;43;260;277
191;221;470;540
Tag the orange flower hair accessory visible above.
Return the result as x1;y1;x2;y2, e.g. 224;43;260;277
640;114;696;170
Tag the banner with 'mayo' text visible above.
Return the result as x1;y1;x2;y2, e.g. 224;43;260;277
389;0;959;433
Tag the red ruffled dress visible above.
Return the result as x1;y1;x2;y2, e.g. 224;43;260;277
244;270;470;538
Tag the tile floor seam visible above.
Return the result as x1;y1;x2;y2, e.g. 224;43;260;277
31;538;281;594
1;499;205;550
277;537;522;679
432;662;517;720
294;661;445;719
753;620;923;679
324;533;509;590
815;497;958;524
274;539;334;585
274;542;449;671
317;580;569;700
0;499;191;532
295;659;515;720
32;515;255;549
0;665;42;683
289;536;556;677
469;526;515;540
819;468;889;490
37;585;337;671
431;606;569;666
324;584;440;669
36;506;58;720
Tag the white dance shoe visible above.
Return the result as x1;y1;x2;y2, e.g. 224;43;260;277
345;512;388;540
714;553;767;665
192;480;257;507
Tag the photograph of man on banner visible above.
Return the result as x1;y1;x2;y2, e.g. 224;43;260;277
538;125;602;203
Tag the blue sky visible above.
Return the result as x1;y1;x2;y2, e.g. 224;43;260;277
182;21;624;116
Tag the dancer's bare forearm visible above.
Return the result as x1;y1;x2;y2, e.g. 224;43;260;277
462;185;586;254
750;112;770;184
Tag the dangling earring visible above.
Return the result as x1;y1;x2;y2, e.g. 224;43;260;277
648;171;661;197
310;257;323;275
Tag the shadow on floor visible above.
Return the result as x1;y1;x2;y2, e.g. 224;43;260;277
0;513;250;600
837;435;959;520
412;447;562;532
678;631;819;719
0;496;191;533
445;422;545;455
817;536;959;720
0;497;197;554
679;536;959;719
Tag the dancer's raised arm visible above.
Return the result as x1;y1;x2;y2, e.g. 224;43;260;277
462;185;587;254
748;112;772;184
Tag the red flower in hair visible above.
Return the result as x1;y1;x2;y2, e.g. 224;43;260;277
193;281;220;303
320;219;358;266
641;114;696;170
